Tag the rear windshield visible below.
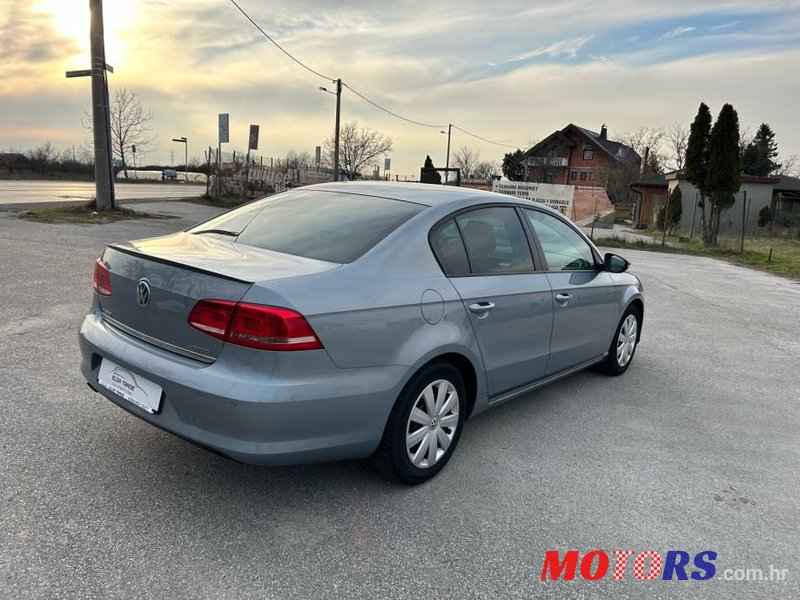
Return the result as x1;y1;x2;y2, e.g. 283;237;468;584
189;190;425;264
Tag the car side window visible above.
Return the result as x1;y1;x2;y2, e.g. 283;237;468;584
430;219;470;276
525;209;596;271
455;207;534;275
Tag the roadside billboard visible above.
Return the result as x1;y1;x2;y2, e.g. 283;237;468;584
492;180;574;216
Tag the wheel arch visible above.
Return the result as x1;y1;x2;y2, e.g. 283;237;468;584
627;297;644;341
433;352;478;419
400;351;481;421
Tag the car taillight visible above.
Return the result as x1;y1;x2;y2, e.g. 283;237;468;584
187;300;236;339
93;258;112;296
188;300;323;351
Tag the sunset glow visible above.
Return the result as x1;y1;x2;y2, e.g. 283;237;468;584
36;0;135;64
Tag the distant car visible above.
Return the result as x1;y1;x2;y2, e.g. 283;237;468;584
161;169;177;181
79;182;644;484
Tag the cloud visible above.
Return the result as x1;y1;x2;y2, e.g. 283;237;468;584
658;26;697;40
2;0;800;176
711;21;740;31
509;36;595;63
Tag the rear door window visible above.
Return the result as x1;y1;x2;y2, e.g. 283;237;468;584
454;207;534;275
190;190;425;264
430;219;470;276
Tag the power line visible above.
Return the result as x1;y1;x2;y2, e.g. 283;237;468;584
451;125;521;149
228;1;526;150
341;82;446;129
228;0;333;82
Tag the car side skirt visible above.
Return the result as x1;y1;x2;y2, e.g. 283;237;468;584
486;355;606;406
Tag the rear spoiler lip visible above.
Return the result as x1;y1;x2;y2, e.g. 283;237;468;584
106;242;254;284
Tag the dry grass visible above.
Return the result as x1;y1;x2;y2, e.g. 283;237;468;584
17;202;176;224
600;232;800;280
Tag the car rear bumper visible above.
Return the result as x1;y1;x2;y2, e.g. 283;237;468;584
79;311;408;465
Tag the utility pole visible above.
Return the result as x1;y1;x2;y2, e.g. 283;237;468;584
445;123;452;184
739;190;748;254
89;0;114;209
66;1;115;209
334;79;342;182
441;125;452;183
319;80;342;181
205;146;212;195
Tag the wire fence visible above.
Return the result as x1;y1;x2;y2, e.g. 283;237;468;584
204;148;335;197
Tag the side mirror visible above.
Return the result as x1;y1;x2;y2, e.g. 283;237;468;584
603;253;630;273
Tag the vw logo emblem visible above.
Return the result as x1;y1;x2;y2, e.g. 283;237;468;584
137;279;151;307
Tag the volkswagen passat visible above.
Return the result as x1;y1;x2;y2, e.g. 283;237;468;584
79;182;643;484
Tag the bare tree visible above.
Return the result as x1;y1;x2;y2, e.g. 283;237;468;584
472;160;499;180
451;146;480;179
110;89;154;178
284;150;313;169
324;121;393;180
27;141;56;173
617;126;666;172
665;123;689;171
738;126;753;159
604;161;642;204
85;88;155;179
775;154;799;177
599;126;666;205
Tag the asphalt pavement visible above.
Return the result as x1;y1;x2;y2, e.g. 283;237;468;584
0;201;798;599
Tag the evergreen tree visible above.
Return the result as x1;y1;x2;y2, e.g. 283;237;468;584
757;206;773;228
706;104;741;245
501;150;525;181
667;185;682;233
684;103;712;242
741;123;781;176
420;155;442;184
656;186;682;233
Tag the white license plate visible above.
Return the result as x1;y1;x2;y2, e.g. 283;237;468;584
98;358;163;414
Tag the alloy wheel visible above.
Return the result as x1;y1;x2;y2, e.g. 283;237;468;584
405;379;459;469
616;314;638;367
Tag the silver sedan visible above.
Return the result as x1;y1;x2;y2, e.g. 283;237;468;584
79;182;643;484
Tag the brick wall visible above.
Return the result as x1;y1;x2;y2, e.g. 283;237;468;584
527;130;613;186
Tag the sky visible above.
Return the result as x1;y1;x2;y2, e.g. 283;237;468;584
2;0;800;179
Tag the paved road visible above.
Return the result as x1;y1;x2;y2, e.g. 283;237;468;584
0;180;204;206
1;203;798;599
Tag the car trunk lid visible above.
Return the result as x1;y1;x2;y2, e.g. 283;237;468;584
99;232;339;362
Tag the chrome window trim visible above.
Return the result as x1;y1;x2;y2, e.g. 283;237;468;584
102;314;216;364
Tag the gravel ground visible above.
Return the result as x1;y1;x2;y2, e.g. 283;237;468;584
1;201;798;599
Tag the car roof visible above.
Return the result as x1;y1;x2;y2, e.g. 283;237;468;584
307;181;529;209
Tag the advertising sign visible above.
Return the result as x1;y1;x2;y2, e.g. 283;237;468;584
493;180;574;217
248;124;259;150
218;113;229;144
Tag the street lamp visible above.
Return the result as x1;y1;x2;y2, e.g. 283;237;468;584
172;137;188;183
440;124;452;184
130;144;137;180
319;79;342;182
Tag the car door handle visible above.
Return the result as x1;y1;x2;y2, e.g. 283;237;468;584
468;302;495;317
554;293;573;303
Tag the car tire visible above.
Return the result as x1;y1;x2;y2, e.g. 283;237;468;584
373;362;466;485
598;305;641;376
